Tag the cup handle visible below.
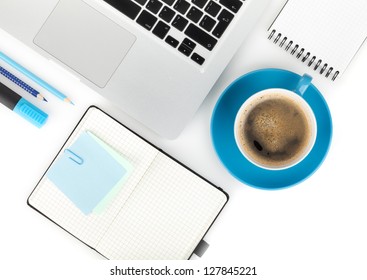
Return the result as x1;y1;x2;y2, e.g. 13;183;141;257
294;74;313;96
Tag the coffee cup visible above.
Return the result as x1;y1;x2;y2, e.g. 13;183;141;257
234;74;317;170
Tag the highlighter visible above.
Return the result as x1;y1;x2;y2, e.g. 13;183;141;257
0;81;48;128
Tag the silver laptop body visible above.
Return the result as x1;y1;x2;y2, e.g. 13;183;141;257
0;0;269;138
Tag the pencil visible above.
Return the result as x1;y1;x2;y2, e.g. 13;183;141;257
0;51;74;105
0;66;47;102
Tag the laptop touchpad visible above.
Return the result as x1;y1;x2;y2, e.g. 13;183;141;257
34;0;136;88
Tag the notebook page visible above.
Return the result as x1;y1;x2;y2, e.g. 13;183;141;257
28;108;159;247
96;152;228;260
269;0;367;79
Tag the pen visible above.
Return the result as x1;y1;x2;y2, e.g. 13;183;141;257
0;66;47;102
0;81;48;128
0;51;74;104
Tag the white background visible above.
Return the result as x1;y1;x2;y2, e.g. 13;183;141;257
0;0;366;279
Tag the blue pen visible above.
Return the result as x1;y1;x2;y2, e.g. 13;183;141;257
0;81;48;128
0;51;73;104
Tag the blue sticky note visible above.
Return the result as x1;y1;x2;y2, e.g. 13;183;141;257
46;131;126;214
89;133;133;214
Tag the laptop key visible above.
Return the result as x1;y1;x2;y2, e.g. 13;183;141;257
103;0;141;20
212;10;233;38
146;0;163;14
159;6;176;23
219;0;243;13
179;38;196;56
200;15;216;32
217;8;234;23
212;10;234;38
153;21;170;39
192;0;209;9
172;15;189;31
187;7;204;23
212;21;228;38
182;38;196;50
178;44;193;56
191;53;205;65
185;23;217;51
165;35;179;48
205;1;221;17
174;0;191;14
137;10;158;30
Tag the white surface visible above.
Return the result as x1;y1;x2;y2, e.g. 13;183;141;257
0;0;366;279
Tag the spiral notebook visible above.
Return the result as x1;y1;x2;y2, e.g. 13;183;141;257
28;107;228;260
268;0;367;80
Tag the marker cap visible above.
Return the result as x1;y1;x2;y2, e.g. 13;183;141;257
13;98;48;128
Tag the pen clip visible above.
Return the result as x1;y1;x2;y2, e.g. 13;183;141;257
64;149;84;165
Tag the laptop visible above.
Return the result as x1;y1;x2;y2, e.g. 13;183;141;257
0;0;269;138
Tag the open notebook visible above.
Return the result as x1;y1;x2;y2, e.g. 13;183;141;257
28;107;228;260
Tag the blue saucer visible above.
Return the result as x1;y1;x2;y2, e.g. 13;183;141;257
211;69;333;190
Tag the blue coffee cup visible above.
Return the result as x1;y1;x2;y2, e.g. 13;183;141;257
211;69;333;189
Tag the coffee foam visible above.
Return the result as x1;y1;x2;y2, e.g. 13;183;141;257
236;91;314;168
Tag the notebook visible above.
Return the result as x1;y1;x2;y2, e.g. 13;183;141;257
28;107;228;260
268;0;367;81
46;131;133;215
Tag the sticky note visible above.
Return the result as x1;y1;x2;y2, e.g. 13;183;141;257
89;132;133;214
47;131;127;214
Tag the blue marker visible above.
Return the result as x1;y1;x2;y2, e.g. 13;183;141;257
0;81;48;128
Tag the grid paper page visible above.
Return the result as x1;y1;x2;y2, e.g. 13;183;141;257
28;108;159;247
269;0;367;79
96;152;228;260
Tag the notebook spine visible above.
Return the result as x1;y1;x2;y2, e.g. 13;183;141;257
268;29;339;81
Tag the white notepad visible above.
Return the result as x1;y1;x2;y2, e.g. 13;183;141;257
28;107;228;260
268;0;367;80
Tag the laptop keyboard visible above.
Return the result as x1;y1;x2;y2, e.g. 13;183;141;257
102;0;244;66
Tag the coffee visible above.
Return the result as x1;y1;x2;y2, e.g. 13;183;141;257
236;92;314;169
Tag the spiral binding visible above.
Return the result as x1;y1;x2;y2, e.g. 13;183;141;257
268;29;339;81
